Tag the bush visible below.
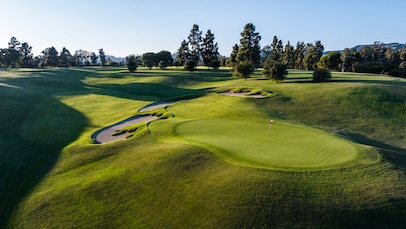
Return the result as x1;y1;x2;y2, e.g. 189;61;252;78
353;61;384;74
183;60;196;72
388;69;406;78
312;68;332;82
233;61;255;80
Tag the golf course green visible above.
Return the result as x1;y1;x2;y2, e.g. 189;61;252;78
1;68;405;228
173;118;366;170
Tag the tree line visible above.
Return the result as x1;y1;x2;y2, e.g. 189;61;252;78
2;25;405;79
0;37;113;68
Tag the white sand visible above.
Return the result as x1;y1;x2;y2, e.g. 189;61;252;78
93;116;158;144
220;91;267;98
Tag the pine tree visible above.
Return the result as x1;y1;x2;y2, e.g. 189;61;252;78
187;24;202;65
236;23;262;68
201;29;220;69
176;40;189;66
99;49;106;66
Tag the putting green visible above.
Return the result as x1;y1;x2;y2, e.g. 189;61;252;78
174;118;367;170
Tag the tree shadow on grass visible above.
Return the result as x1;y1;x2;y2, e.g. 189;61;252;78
0;68;212;228
337;131;406;171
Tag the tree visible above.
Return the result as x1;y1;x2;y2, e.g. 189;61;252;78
187;24;203;65
8;37;21;50
201;29;220;69
303;41;324;70
294;41;305;69
176;40;189;66
2;37;21;68
312;68;332;82
74;49;89;66
282;41;295;69
41;47;59;67
126;55;138;72
226;44;239;67
317;51;341;71
156;50;173;69
233;61;255;80
90;52;98;65
99;48;106;66
59;47;72;67
142;52;158;69
263;58;288;82
261;45;272;63
269;36;283;64
233;23;261;78
236;23;262;68
400;45;406;62
341;48;353;72
20;42;33;67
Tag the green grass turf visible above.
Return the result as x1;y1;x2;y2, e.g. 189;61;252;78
1;67;405;228
172;118;376;170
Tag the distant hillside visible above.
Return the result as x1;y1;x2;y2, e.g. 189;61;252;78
324;42;405;55
106;55;125;64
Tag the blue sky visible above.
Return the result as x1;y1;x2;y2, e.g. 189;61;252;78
1;0;405;57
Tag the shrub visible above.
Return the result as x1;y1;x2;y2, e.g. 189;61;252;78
312;68;332;82
183;60;196;72
388;69;406;78
353;61;384;74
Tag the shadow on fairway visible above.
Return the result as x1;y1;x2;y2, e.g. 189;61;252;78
337;131;406;171
0;68;211;228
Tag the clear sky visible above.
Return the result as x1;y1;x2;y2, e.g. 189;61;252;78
1;0;405;57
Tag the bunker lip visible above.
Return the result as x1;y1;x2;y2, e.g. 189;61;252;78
92;115;158;144
92;101;174;144
220;91;268;98
138;101;174;112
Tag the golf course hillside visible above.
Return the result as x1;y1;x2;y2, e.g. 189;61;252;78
1;68;405;228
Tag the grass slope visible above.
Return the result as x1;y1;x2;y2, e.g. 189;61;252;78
1;67;405;228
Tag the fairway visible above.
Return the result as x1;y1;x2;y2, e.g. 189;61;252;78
174;118;366;170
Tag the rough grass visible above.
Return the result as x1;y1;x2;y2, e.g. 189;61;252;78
1;68;406;228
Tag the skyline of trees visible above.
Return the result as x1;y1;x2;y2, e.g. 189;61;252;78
1;28;406;79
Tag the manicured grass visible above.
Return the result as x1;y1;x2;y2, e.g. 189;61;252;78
173;118;375;170
1;68;405;228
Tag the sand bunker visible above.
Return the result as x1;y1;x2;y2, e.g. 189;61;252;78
138;101;174;112
220;91;268;98
92;101;174;144
92;116;158;144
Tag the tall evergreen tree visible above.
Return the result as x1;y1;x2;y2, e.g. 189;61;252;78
5;37;21;67
99;48;106;66
294;41;305;69
268;36;283;65
201;29;220;69
236;23;262;68
90;52;98;65
187;24;203;65
227;44;239;67
41;46;59;67
282;41;295;69
176;40;189;66
20;42;33;67
59;47;72;67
